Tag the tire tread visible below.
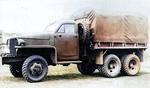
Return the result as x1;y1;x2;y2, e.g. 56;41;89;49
22;55;48;82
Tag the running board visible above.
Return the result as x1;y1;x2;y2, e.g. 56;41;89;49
57;61;82;64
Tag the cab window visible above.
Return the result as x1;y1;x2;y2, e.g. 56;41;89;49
65;24;74;33
57;24;74;33
57;25;65;33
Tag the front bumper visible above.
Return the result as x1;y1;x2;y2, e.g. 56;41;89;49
1;53;14;57
1;57;26;65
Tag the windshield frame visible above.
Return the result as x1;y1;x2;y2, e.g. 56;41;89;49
45;22;62;33
45;20;76;33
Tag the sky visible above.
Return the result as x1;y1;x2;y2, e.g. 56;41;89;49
0;0;150;33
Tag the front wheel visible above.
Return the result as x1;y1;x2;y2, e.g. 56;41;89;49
10;64;23;78
22;55;48;82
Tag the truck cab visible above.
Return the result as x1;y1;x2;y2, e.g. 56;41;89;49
2;20;84;62
1;19;90;82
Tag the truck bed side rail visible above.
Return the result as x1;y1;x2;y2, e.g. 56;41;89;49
94;42;147;49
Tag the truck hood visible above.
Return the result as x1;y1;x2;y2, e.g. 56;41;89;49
17;32;50;40
16;32;54;45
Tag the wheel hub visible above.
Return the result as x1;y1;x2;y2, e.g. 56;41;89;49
129;60;136;70
108;60;116;72
30;63;43;76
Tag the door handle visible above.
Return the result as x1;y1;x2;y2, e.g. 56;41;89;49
73;35;77;38
59;34;62;37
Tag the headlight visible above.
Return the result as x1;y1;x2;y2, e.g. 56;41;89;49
7;38;25;46
17;39;25;46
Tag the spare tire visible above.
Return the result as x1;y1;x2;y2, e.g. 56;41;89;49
78;23;90;44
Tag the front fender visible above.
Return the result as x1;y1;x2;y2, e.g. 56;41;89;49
15;45;58;64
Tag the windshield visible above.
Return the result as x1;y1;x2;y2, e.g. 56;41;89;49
45;22;61;33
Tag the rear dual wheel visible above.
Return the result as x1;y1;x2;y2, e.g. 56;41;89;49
98;54;121;78
122;54;140;76
98;54;140;77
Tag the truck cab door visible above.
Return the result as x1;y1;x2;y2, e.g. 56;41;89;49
54;24;79;60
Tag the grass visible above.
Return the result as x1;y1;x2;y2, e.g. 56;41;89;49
136;71;150;76
2;64;148;82
2;76;26;82
45;64;94;81
45;73;92;81
48;64;79;75
0;64;97;82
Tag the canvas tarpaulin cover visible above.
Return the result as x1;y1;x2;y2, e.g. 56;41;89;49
70;8;148;43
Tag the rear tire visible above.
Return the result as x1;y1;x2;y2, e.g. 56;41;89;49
123;54;140;76
98;65;104;76
22;55;48;82
99;54;121;78
10;64;23;78
120;54;128;75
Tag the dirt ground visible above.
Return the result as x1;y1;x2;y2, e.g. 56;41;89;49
0;56;150;88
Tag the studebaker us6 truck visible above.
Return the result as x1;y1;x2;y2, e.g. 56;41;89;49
1;9;149;82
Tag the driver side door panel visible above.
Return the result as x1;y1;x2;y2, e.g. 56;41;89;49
54;24;79;60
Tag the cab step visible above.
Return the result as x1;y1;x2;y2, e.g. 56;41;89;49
57;61;82;64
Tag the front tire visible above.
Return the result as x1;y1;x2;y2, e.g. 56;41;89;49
10;64;23;78
22;55;48;82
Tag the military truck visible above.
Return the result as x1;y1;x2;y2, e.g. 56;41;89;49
1;9;148;82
